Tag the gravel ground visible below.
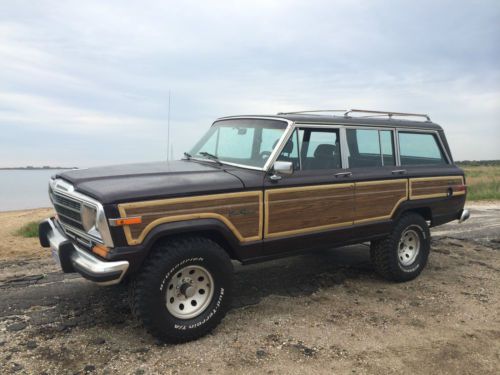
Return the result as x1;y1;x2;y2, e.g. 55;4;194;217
0;203;499;374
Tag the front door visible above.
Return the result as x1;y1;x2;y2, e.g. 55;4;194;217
264;127;355;239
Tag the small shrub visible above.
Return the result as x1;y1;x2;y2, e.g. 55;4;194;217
15;221;39;238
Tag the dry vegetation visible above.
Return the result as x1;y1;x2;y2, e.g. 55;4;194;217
0;208;54;260
462;165;500;200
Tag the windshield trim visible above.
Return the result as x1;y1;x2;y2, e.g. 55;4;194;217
191;116;294;172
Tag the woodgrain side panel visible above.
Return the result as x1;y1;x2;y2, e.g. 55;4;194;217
410;176;465;200
118;192;263;245
354;180;408;224
265;183;354;238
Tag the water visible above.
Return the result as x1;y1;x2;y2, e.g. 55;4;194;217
0;170;69;211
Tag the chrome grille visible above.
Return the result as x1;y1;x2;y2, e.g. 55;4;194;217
49;178;113;247
53;193;81;210
52;192;85;231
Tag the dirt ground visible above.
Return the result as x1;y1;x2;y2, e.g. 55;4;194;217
0;204;499;374
0;208;54;260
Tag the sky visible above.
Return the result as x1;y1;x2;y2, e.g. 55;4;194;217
0;0;499;167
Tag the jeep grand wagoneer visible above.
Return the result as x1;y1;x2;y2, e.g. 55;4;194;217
39;109;469;342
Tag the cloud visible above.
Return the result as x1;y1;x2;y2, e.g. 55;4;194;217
0;0;499;166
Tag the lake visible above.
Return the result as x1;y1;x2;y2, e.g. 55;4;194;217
0;170;69;211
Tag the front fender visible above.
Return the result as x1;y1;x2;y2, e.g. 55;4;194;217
106;218;244;274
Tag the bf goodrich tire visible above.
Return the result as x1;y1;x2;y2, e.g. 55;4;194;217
370;213;430;282
129;236;233;343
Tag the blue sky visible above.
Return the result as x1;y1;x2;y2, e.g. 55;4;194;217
0;0;499;167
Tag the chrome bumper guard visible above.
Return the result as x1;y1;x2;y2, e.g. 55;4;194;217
39;218;129;285
458;209;470;223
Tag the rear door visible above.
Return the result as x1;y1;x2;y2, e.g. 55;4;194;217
343;127;408;224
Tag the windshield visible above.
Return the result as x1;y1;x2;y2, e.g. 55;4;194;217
189;119;287;169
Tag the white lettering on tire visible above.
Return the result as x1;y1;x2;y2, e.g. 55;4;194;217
174;288;225;330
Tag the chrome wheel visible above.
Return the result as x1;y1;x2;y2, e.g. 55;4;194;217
165;265;214;319
398;228;420;266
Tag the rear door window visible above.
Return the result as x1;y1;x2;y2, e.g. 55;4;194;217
346;129;395;168
399;132;448;165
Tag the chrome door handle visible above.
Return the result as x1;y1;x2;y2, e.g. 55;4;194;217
334;172;352;178
391;169;407;175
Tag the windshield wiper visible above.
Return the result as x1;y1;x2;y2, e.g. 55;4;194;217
199;152;223;165
183;152;192;159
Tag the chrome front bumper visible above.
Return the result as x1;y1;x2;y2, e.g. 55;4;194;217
39;218;129;285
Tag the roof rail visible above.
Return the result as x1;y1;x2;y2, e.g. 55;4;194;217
277;109;346;115
277;108;431;122
344;109;431;122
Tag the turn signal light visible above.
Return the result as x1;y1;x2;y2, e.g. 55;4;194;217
92;244;109;258
109;217;142;226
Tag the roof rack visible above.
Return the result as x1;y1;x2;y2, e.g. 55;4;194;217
277;109;346;115
344;109;431;122
278;109;431;122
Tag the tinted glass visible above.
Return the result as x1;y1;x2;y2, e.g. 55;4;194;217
190;119;287;168
380;130;395;165
217;127;255;158
277;128;341;170
346;128;395;167
301;129;341;170
399;132;447;165
356;129;380;154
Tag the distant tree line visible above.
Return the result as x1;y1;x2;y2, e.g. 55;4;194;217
456;160;500;167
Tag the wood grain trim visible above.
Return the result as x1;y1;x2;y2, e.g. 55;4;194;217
353;179;408;224
118;191;263;245
264;183;354;239
409;176;465;200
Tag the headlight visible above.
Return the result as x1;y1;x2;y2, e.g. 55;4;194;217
81;205;98;232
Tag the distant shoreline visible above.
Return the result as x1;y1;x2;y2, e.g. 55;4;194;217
0;167;76;170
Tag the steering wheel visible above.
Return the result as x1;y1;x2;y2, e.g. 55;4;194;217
259;151;272;160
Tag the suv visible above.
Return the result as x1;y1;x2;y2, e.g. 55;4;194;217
39;109;469;343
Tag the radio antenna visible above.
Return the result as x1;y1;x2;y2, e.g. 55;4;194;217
167;90;171;161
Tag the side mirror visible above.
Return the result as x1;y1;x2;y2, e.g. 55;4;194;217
269;161;293;181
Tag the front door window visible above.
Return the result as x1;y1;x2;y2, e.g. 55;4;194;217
276;128;341;171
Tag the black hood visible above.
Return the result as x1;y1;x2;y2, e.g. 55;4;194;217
57;160;244;204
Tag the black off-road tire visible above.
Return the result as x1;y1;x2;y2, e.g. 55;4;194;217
129;236;233;343
370;213;430;282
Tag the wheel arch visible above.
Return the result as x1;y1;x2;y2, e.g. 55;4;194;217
392;201;433;223
140;218;243;261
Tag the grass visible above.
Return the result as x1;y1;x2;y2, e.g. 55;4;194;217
15;221;39;238
461;165;500;201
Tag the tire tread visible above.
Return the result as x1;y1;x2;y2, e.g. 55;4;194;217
129;236;232;343
370;213;430;282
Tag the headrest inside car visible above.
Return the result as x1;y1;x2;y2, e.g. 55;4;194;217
314;144;336;158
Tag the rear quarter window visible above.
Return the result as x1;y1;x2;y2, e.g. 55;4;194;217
399;132;448;165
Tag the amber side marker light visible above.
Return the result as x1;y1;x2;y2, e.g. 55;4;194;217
108;217;142;227
92;244;109;258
